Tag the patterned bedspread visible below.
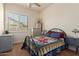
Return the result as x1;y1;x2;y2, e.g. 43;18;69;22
26;36;65;55
30;36;64;48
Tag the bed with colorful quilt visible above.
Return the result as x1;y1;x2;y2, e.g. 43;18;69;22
22;28;67;56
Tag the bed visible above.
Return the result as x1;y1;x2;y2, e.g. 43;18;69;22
22;28;67;56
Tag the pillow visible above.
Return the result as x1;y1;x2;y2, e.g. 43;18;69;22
50;32;60;38
48;31;53;34
50;32;64;38
46;31;65;38
60;32;64;38
45;31;53;37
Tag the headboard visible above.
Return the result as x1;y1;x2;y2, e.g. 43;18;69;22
46;28;67;38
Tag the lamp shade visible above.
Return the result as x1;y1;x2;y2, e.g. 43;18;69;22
72;29;79;33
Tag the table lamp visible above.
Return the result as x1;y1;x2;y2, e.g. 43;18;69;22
72;28;79;37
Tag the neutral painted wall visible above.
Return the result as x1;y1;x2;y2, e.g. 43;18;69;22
0;4;4;35
42;3;79;37
4;4;40;43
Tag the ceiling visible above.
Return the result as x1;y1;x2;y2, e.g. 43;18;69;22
16;3;53;12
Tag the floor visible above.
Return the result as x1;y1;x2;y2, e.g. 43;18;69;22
0;44;30;56
57;49;79;56
0;44;79;56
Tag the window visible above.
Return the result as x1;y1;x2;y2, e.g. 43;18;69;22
8;12;28;32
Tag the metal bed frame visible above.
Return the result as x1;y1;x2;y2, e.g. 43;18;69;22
22;28;67;56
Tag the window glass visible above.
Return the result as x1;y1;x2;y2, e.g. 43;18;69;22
8;12;28;32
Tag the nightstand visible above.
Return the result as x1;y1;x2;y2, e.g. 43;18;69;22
66;36;79;53
74;38;79;53
71;28;79;53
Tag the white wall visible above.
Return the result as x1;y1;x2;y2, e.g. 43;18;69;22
42;3;79;37
4;4;39;43
0;4;4;35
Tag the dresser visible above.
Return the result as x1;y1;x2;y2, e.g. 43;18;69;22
0;34;13;52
